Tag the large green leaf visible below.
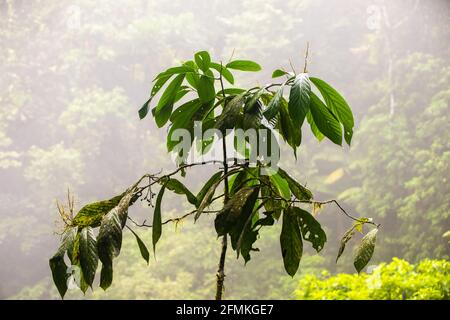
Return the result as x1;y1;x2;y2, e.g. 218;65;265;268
152;185;166;254
280;207;303;277
309;92;342;145
79;227;98;287
354;228;378;273
288;73;311;127
210;62;234;84
277;168;313;200
292;207;327;252
72;193;124;228
49;227;78;298
194;51;211;72
128;227;150;264
226;60;261;72
310;77;354;145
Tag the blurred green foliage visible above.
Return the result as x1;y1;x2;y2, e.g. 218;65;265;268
295;258;450;300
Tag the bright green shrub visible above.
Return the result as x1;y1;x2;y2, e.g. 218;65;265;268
295;258;450;300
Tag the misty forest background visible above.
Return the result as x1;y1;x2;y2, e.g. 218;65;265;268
0;0;449;299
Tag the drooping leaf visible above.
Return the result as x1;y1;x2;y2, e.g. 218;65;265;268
138;98;151;120
226;60;261;72
194;51;211;72
277;168;313;200
292;207;327;252
215;186;260;237
79;227;99;287
310;77;354;145
288;73;311;127
267;170;291;200
194;169;239;221
336;225;357;263
97;210;123;266
196;171;223;208
152;185;166;254
100;262;113;290
354;228;378;273
277;97;300;154
309;92;342;145
280;207;303;277
49;227;78;298
128;227;150;264
210;62;234;84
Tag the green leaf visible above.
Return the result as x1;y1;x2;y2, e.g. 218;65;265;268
354;228;378;273
310;77;354;145
197;75;216;102
160;178;197;206
97;210;123;265
100;262;113;290
196;171;223;208
272;69;289;78
154;74;185;127
215;186;259;237
278;168;313;200
267;170;291;200
215;94;245;132
138;98;151;120
288;73;311;127
211;62;235;84
152;185;166;254
128;227;150;264
309;92;342;145
336;225;357;263
306;110;325;142
194;51;211;72
226;60;262;72
153;66;194;81
79;227;99;287
280;207;303;277
263;86;284;125
292;207;327;252
277;98;301;154
167;99;202;152
49;227;78;298
72;193;124;228
217;88;246;96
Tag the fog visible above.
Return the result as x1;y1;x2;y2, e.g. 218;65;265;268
0;0;449;299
